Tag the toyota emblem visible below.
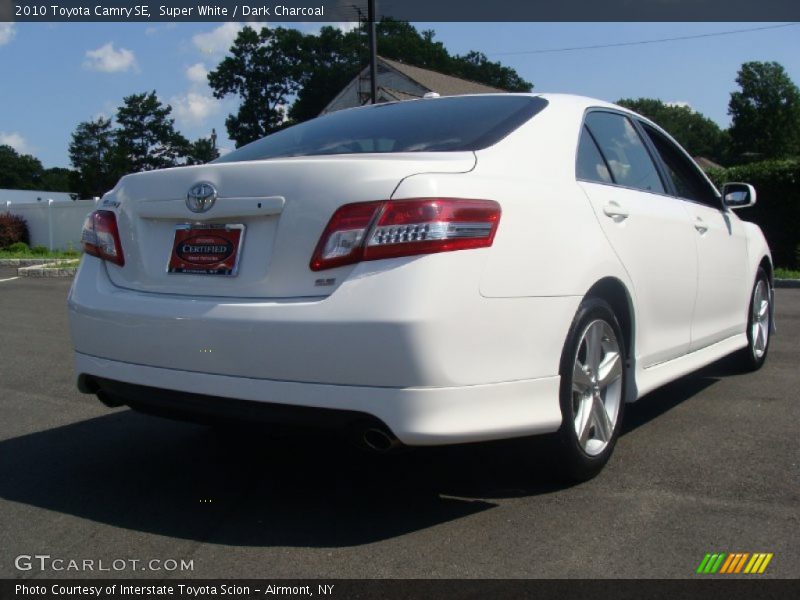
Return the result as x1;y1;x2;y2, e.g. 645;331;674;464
186;182;218;213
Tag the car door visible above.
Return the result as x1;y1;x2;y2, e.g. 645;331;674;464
638;122;750;351
576;111;698;367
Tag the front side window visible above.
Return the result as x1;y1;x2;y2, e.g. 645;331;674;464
640;123;720;207
584;111;665;194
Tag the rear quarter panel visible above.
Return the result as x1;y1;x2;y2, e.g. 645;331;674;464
389;102;632;382
393;97;629;300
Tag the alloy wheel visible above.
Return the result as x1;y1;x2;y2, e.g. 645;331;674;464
571;319;623;456
751;279;770;359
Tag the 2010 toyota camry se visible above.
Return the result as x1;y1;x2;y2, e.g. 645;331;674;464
68;93;773;480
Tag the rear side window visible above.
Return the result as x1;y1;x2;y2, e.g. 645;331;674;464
576;126;612;184
584;111;665;194
640;123;720;207
215;96;549;163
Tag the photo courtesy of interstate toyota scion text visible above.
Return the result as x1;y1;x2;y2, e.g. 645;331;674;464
68;93;774;481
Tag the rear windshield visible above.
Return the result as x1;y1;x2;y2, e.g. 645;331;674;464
214;95;548;163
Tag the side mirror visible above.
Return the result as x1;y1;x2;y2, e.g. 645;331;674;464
722;182;756;209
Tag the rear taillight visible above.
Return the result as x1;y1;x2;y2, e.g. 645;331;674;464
81;210;125;267
310;198;500;271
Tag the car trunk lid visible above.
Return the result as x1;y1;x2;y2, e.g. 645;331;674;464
104;153;475;298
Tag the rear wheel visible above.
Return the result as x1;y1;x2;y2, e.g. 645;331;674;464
736;267;771;372
555;298;626;482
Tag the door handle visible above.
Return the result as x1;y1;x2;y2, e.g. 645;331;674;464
602;201;629;220
694;216;708;234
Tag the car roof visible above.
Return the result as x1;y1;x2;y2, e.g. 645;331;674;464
384;92;638;119
450;92;628;113
535;93;622;112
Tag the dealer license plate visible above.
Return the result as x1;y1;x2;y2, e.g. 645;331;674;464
167;224;244;276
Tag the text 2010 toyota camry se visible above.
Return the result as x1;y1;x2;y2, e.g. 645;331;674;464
68;94;774;480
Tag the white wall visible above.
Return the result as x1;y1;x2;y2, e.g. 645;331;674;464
0;189;76;204
3;199;97;251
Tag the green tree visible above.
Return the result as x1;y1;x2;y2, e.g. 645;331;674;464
287;25;365;124
40;168;75;193
115;91;190;172
209;26;308;146
0;145;45;190
728;61;800;162
291;21;532;124
185;137;220;165
0;146;76;193
374;20;451;72
449;50;532;93
68;117;121;198
210;21;533;145
616;98;728;163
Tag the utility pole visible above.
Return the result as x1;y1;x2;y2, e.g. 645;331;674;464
367;0;377;103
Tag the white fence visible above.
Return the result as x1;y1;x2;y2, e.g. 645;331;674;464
3;199;98;251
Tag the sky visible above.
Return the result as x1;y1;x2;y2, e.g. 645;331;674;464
0;21;798;170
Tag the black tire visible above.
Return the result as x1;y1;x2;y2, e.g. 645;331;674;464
735;267;772;372
554;298;627;482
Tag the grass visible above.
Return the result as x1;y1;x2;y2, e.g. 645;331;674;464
775;267;800;280
0;248;81;259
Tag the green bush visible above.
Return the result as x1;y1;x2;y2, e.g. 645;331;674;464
775;267;800;280
707;159;800;269
0;212;30;249
30;245;49;255
5;241;29;253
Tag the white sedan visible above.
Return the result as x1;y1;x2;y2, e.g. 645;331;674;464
69;93;773;480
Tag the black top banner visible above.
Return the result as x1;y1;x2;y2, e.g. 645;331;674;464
2;0;800;22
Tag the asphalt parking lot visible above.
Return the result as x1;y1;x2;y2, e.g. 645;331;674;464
0;268;798;579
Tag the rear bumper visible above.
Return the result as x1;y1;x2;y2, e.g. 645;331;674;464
69;254;578;444
75;352;562;445
68;255;580;388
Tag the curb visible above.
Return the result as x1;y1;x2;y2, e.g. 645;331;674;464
0;258;58;267
775;278;800;289
17;260;79;278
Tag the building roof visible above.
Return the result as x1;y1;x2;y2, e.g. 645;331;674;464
378;57;506;96
320;56;509;115
694;156;723;171
379;86;423;101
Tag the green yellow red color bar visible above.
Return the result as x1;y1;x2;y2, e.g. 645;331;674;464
697;553;773;574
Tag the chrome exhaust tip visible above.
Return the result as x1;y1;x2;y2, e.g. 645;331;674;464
362;427;401;453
